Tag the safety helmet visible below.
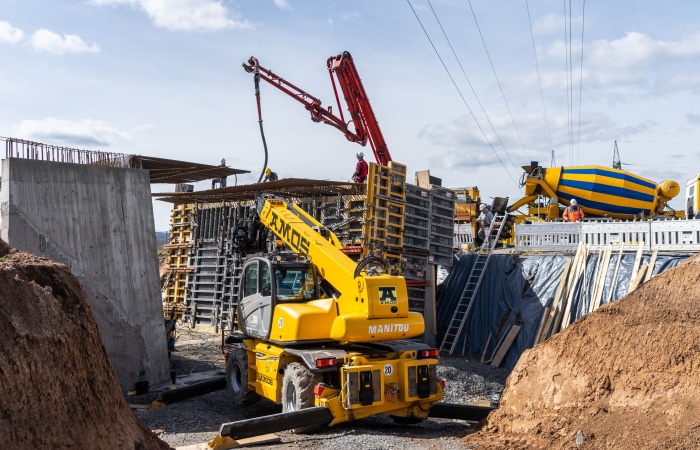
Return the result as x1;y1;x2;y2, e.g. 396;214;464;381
357;152;364;159
480;203;488;210
570;199;577;206
265;168;271;175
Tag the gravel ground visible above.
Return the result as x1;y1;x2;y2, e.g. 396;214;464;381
132;327;511;449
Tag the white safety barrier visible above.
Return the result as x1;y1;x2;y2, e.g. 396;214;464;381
453;223;474;252
514;219;700;252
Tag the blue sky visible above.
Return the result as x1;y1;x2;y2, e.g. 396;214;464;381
3;0;700;230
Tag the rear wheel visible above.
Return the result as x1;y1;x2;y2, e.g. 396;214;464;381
226;348;260;406
281;362;321;433
390;415;425;425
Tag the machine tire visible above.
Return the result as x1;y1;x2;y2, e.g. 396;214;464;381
389;415;425;425
226;347;260;406
281;362;322;433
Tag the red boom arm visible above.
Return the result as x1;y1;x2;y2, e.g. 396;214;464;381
243;52;392;165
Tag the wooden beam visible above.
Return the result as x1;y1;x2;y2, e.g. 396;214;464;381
627;241;644;295
605;245;625;305
533;306;550;346
628;264;649;293
537;258;572;344
590;245;612;313
490;325;521;367
561;243;588;330
644;249;658;283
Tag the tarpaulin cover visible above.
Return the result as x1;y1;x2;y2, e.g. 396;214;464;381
437;252;689;370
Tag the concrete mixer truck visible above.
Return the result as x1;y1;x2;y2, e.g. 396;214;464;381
507;162;681;221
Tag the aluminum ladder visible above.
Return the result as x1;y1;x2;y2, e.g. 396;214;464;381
439;213;509;354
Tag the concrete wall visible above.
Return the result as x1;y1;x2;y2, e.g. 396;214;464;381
0;158;170;392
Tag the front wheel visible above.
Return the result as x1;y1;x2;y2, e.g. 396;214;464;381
281;362;322;433
226;347;260;406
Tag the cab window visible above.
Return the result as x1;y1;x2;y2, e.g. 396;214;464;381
243;263;258;297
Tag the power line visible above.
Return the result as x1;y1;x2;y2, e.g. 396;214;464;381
525;0;555;166
425;0;520;172
405;0;519;187
466;0;531;162
576;0;586;164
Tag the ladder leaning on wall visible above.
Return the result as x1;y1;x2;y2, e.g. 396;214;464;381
439;213;509;355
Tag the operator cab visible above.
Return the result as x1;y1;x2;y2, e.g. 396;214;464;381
237;255;320;339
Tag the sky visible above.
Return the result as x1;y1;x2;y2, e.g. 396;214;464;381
3;0;700;231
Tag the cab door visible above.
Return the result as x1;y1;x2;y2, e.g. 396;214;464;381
237;258;274;339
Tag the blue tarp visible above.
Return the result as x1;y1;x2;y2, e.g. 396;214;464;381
437;252;689;370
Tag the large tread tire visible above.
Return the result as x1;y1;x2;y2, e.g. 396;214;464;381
226;347;260;406
281;362;322;433
389;415;425;425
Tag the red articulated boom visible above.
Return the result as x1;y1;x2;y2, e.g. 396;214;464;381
242;51;393;166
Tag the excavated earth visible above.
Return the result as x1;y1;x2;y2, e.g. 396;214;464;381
464;253;700;449
4;235;700;449
0;239;172;450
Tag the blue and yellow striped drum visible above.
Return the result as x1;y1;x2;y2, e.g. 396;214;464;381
543;166;680;219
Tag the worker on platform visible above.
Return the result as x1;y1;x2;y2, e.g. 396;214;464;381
477;203;494;247
263;167;278;182
563;198;585;222
352;152;369;183
211;158;228;189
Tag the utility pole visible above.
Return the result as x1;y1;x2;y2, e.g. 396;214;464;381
612;140;622;169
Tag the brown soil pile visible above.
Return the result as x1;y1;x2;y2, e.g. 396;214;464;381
0;239;172;450
465;253;700;449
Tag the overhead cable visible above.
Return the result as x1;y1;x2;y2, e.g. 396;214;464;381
405;0;519;188
426;0;521;172
525;0;555;166
467;0;531;162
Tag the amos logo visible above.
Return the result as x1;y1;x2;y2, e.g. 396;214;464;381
378;287;398;305
268;211;311;254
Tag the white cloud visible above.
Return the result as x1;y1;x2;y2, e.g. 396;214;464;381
0;21;24;44
532;13;583;35
88;0;252;32
584;32;700;70
27;29;100;55
273;0;292;10
13;118;129;147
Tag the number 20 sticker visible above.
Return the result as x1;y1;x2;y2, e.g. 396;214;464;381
384;364;394;376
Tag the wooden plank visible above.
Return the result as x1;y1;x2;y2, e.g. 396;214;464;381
490;325;521;367
533;306;550;346
627;241;644;295
561;243;588;330
480;332;492;363
551;243;584;335
176;434;280;450
485;325;511;364
586;248;603;315
644;249;658;283
590;245;612;313
537;258;572;344
628;264;649;293
605;245;625;305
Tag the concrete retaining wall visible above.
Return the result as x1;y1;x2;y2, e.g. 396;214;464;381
0;158;170;392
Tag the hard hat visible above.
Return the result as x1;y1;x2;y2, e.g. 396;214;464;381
570;199;577;206
480;203;488;210
265;168;271;174
357;152;364;159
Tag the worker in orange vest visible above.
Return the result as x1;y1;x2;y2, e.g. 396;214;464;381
563;199;585;222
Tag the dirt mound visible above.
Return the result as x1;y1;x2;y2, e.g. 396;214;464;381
465;253;700;450
0;239;172;450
